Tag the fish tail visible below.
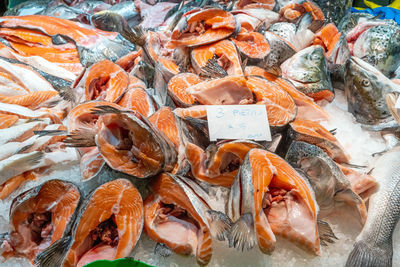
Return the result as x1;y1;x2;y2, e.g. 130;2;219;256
34;236;72;267
57;86;76;103
317;219;338;246
24;151;44;166
122;25;147;47
34;130;68;137
228;213;256;251
345;240;392;267
206;210;232;241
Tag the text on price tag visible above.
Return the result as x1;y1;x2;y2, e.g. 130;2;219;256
206;105;271;141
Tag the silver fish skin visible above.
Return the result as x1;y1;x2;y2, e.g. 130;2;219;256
353;24;400;78
346;146;400;267
170;174;232;241
0;151;44;184
345;56;400;126
285;141;367;223
312;0;353;25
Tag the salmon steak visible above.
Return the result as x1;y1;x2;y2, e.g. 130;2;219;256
144;173;231;265
186;140;263;187
191;39;243;77
227;148;320;255
286;119;350;163
36;179;143;267
170;8;237;47
246;76;297;129
167;73;200;107
0;180;81;263
92;105;177;178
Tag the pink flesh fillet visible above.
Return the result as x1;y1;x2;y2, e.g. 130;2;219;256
265;190;319;254
77;244;117;267
187;80;253;105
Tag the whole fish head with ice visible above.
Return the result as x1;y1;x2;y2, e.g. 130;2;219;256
345;56;400;126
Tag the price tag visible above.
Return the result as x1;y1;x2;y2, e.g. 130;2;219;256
206;105;271;141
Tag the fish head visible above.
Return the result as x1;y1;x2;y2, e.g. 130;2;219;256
90;10;128;33
345;56;400;125
282;45;333;101
352;24;400;77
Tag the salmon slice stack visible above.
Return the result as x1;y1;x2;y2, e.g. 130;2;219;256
245;66;329;120
228;148;320;255
186;140;263;186
246;76;297;129
56;179;143;267
170;9;237;47
81;60;129;103
1;180;81;263
191;40;243;76
144;173;231;265
287;119;350;163
168;73;201;107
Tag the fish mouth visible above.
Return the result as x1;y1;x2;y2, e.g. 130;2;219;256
76;215;119;267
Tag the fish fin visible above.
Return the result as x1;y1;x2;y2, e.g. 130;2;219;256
345;240;392;267
34;130;68;137
206;210;232;241
228;213;256;251
122;25;147;47
34;236;71;267
204;144;218;169
296;12;313;33
266;66;281;77
335;188;367;225
16;143;34;154
154;242;173;258
22;151;44;166
200;55;228;78
308;20;325;33
386;93;400;125
90;105;127;116
64;127;96;148
329;128;337;135
57;87;76;103
317;219;338;246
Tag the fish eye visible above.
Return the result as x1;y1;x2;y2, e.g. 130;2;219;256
362;80;371;87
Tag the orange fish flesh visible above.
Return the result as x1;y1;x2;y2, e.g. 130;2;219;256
287;119;350;163
232;32;270;63
1;180;80;262
0;114;19;129
227;148;320;255
246;76;297;128
186;140;263;187
144;173;230;265
167;73;200;107
63;179;143;267
191;40;243;76
245;66;329;120
170;9;237;47
94;106;177;178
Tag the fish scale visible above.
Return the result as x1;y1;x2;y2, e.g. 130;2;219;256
346;147;400;266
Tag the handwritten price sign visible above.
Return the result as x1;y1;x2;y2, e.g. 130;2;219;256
207;105;271;141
